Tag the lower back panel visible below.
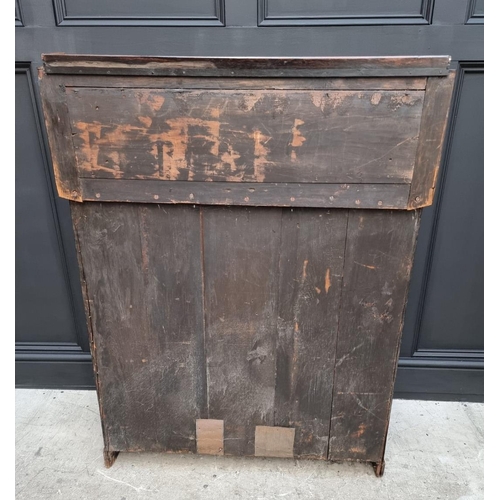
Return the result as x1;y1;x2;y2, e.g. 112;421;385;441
72;202;418;462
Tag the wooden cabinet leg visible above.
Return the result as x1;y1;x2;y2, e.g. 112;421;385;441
104;449;119;468
373;460;385;477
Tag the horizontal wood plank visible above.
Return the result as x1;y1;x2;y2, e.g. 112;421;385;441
80;179;411;209
61;75;427;90
43;54;451;77
67;88;423;184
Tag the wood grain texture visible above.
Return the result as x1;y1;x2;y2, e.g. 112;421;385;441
71;203;422;465
59;74;427;90
67;87;424;184
202;207;282;456
196;419;224;455
80;179;411;209
328;209;420;463
409;72;456;208
274;208;347;459
255;426;295;458
43;56;449;470
70;202;111;456
72;202;205;452
42;54;451;77
38;71;82;200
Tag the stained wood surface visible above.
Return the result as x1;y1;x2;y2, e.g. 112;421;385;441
49;56;438;466
59;74;428;90
42;54;451;78
80;179;410;209
71;205;111;454
72;202;206;452
274;208;347;459
39;57;456;211
71;202;419;465
409;72;456;208
67;88;424;184
202;207;282;456
38;72;81;200
328;210;420;463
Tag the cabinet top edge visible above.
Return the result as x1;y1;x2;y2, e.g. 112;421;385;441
41;54;451;78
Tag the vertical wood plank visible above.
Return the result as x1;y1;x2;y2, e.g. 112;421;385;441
274;208;347;459
72;203;205;452
70;202;112;455
203;206;282;456
38;72;82;200
139;204;207;445
329;209;420;463
409;73;456;208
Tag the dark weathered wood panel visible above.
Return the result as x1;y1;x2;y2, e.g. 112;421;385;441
329;210;420;463
137;203;208;426
38;72;82;200
42;55;451;77
274;208;347;459
203;207;281;456
71;202;109;452
80;179;411;209
408;72;456;208
72;202;205;452
60;75;427;90
67;88;424;184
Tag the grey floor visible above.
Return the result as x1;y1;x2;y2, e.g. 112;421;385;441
16;390;483;500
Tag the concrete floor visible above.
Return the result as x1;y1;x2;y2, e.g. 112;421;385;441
16;390;483;500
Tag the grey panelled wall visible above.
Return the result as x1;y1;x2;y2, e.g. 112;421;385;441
52;0;225;25
15;0;483;400
258;0;435;25
15;63;93;388
396;62;484;400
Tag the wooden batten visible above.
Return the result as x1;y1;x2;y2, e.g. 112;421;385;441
38;71;82;201
408;71;456;208
42;54;451;78
80;179;410;210
255;426;296;458
196;420;224;455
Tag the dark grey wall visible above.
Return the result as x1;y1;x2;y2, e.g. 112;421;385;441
396;61;484;401
15;0;484;400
